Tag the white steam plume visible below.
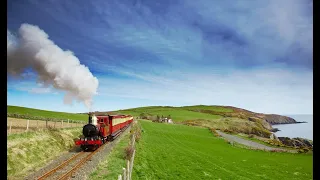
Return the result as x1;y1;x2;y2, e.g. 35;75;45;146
7;23;99;109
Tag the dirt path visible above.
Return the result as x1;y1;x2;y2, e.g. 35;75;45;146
216;130;296;153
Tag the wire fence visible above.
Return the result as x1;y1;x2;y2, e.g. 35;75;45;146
118;131;136;180
7;117;86;134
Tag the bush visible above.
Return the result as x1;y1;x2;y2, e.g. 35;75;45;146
266;139;283;147
124;145;135;160
209;128;221;137
251;127;271;138
298;148;309;153
223;129;234;134
248;134;254;138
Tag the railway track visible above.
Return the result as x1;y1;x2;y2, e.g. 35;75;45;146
37;144;105;180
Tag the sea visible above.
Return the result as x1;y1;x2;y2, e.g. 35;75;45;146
272;114;313;140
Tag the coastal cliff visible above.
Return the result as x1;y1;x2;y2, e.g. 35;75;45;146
259;114;297;125
202;106;300;126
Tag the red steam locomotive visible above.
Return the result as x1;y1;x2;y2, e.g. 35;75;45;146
75;113;133;151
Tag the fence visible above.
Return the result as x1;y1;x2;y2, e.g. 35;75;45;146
118;133;136;180
7;117;86;134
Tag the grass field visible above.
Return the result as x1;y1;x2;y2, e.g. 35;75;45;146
7;105;88;121
89;132;131;180
7;128;82;179
116;105;227;121
7;117;84;134
132;120;312;180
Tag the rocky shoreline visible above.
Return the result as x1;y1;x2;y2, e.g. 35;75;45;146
269;119;312;151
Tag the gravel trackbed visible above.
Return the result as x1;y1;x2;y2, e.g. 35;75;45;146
25;125;131;180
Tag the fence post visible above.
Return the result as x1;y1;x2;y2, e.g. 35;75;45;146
61;120;63;128
46;120;48;128
122;168;126;180
68;119;69;127
37;120;39;130
9;121;12;134
129;150;136;180
132;135;135;147
26;120;29;131
118;175;122;180
127;160;130;180
54;121;56;128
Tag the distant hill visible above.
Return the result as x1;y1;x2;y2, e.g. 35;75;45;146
7;105;299;137
7;105;87;121
94;105;300;138
102;105;298;125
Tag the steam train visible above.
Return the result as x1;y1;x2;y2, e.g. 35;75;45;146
75;113;133;151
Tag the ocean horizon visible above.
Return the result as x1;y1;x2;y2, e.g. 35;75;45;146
272;114;313;140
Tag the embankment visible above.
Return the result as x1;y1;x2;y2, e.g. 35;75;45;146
7;128;82;179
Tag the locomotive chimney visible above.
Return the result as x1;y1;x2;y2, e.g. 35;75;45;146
88;113;93;124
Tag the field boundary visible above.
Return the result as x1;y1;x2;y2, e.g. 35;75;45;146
117;125;137;180
7;112;86;122
7;117;86;134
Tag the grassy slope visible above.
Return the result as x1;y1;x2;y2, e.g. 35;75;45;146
7;128;82;179
7;105;87;121
116;105;230;121
115;105;274;137
89;132;131;180
132;120;312;180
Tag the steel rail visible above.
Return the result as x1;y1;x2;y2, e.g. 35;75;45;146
37;151;85;180
57;144;105;180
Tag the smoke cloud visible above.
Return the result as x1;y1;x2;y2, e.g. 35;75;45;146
7;23;99;109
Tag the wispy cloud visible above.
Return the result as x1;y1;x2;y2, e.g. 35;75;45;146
29;87;52;94
96;67;312;114
8;81;59;95
7;0;312;114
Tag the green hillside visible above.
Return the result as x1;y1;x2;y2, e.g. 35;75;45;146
7;105;87;121
132;120;312;180
114;105;274;137
115;105;232;121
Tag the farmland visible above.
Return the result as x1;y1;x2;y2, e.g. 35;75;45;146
7;105;88;121
132;120;312;180
114;105;273;137
115;105;229;121
7;117;85;134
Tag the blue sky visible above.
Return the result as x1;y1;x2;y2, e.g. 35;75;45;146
7;0;313;114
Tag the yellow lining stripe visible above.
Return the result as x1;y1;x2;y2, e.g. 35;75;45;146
112;116;133;126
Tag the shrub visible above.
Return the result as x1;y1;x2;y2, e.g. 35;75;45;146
130;122;142;142
124;145;135;160
248;134;254;138
209;128;221;137
251;127;271;138
223;129;233;134
297;148;309;153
